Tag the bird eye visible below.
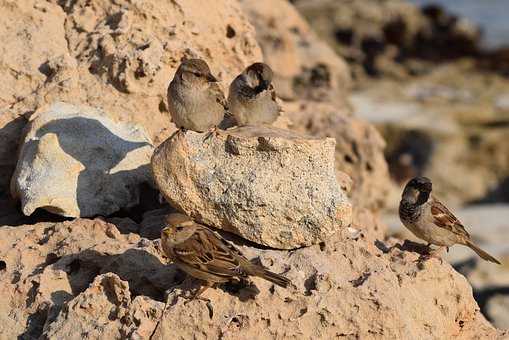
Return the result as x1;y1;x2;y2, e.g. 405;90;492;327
176;226;184;231
193;72;201;77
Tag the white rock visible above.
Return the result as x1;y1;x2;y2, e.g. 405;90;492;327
11;102;153;217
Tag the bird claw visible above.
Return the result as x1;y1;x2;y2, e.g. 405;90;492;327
203;127;221;143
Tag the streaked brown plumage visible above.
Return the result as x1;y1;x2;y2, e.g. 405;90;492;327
161;214;290;297
399;176;500;264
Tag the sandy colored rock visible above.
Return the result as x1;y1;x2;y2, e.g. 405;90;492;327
0;0;262;198
44;273;164;340
150;229;502;340
240;0;350;106
0;218;173;339
11;102;153;217
1;217;505;339
151;126;352;249
286;101;390;212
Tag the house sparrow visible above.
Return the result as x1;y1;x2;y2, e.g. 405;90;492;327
167;59;227;133
399;176;500;264
227;62;280;126
161;214;290;298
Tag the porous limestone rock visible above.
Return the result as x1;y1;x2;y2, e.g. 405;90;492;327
0;219;505;339
11;102;153;217
151;126;352;249
44;273;164;340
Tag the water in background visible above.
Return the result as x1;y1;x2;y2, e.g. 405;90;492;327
409;0;509;49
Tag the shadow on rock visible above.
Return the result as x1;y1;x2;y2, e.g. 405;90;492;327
36;117;151;216
54;248;179;302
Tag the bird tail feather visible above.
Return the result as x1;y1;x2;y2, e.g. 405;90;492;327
258;269;291;288
466;240;501;264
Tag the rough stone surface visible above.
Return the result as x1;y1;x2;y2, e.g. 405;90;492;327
0;219;174;339
0;0;262;200
151;126;352;249
286;101;390;213
240;0;350;106
11;102;154;217
283;101;390;238
44;273;164;340
0;219;505;339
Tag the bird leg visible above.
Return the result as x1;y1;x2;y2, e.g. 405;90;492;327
416;245;446;265
203;126;222;143
183;281;213;304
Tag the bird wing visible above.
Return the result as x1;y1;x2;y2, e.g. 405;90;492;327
430;197;470;238
173;226;248;279
209;82;228;111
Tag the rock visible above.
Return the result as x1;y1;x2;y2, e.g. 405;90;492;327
1;217;506;338
0;0;262;201
0;219;174;339
286;101;390;213
151;126;352;249
11;102;154;217
44;273;164;340
293;0;481;79
240;0;350;106
150;229;502;339
284;100;390;238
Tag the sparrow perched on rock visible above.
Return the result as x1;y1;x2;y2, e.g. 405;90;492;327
167;59;227;132
227;62;280;126
161;214;290;298
399;176;500;264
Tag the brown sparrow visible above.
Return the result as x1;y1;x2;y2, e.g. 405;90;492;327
227;62;280;126
167;59;227;132
399;176;500;264
160;214;290;298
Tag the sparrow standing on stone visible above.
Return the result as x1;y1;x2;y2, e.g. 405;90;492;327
228;62;280;126
399;176;500;264
161;213;290;298
167;59;227;133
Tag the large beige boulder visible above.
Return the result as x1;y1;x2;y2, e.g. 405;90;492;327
151;126;352;249
11;102;153;217
1;218;503;339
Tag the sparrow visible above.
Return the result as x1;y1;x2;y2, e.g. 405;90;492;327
399;176;500;264
160;213;291;298
167;59;227;133
227;62;281;126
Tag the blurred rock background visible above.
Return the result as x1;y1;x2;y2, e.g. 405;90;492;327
292;0;509;329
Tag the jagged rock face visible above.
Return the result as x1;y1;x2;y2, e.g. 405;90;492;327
239;0;350;106
44;273;164;340
151;126;352;249
0;219;504;339
11;102;154;217
0;0;262;199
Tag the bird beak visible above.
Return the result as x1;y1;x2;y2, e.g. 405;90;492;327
206;73;218;82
